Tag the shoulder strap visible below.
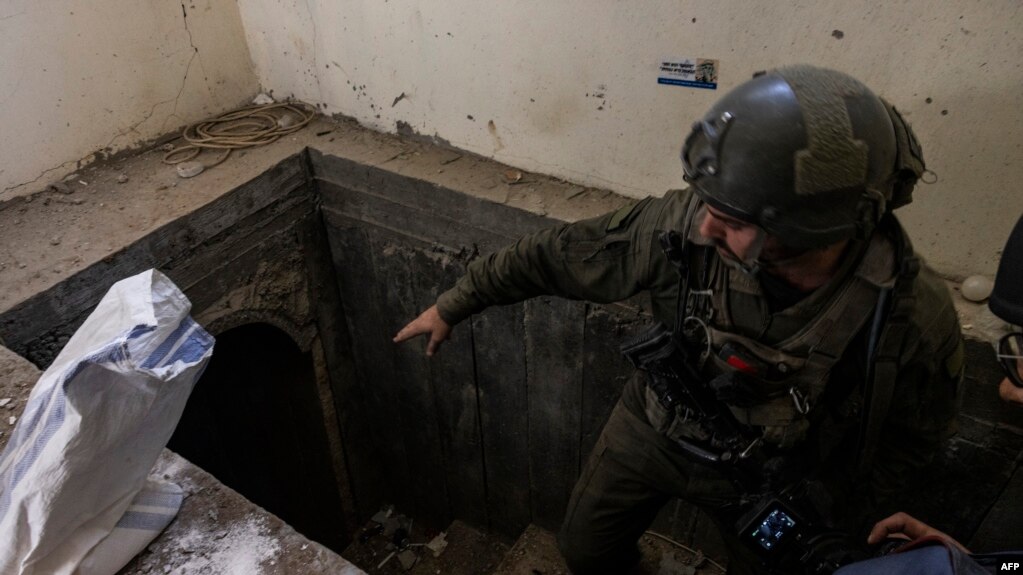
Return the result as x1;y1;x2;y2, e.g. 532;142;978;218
857;216;919;475
662;193;706;334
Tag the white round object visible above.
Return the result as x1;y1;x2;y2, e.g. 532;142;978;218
961;274;994;302
175;161;205;179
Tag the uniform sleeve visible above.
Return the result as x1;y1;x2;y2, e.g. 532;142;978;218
865;307;962;514
824;269;963;534
435;195;668;325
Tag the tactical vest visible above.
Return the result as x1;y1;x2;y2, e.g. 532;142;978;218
644;196;917;456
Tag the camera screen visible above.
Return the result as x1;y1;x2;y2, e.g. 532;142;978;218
749;508;797;551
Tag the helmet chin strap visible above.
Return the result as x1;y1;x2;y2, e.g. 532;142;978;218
715;228;766;277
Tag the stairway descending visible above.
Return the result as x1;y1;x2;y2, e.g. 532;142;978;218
343;517;726;575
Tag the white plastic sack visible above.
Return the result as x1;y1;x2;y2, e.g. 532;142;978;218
0;269;214;575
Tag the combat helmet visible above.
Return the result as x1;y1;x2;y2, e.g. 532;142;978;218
681;65;923;249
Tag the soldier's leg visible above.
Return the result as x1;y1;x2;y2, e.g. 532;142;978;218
557;394;774;575
557;400;672;574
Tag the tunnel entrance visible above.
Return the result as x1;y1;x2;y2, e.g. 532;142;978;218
167;322;348;552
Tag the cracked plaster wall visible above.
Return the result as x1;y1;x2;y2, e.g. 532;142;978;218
0;0;258;200
235;0;1023;279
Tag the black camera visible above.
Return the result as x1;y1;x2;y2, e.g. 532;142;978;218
736;484;870;575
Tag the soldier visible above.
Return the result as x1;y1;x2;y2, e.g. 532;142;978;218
395;65;963;574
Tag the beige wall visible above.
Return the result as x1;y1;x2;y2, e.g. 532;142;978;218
236;0;1023;278
0;0;258;200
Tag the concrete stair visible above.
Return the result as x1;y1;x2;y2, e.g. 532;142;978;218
343;518;726;575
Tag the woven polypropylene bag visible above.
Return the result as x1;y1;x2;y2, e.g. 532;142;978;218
0;269;214;575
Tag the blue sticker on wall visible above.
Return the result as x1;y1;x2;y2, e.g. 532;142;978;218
658;58;718;89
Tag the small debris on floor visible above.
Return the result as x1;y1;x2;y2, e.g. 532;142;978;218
8;416;16;425
424;531;448;557
0;398;11;407
252;93;275;105
372;505;394;523
117;173;129;184
397;549;418;570
176;161;205;179
47;182;72;195
358;505;423;570
503;169;523;184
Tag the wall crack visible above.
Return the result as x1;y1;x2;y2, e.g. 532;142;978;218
3;4;203;195
305;0;325;106
0;11;28;22
1;159;81;195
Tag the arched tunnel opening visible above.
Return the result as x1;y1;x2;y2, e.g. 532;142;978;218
167;322;348;552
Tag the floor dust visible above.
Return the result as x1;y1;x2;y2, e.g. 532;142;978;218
0;113;628;318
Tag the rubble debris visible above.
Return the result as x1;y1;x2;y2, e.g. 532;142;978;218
371;505;395;523
252;93;275;105
382;516;402;537
355;505;438;571
117;173;129;184
397;548;418;570
358;523;384;544
425;531;448;557
377;550;397;569
503;169;523;184
47;182;72;195
0;398;11;407
8;416;16;425
176;161;205;179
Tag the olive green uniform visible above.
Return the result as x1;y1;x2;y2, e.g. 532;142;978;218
436;188;961;574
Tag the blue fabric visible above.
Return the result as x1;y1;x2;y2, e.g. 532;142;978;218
835;546;954;575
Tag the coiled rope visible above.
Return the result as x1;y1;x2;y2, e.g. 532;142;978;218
163;102;316;168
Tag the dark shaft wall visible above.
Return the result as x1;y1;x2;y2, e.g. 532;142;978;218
315;150;642;533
